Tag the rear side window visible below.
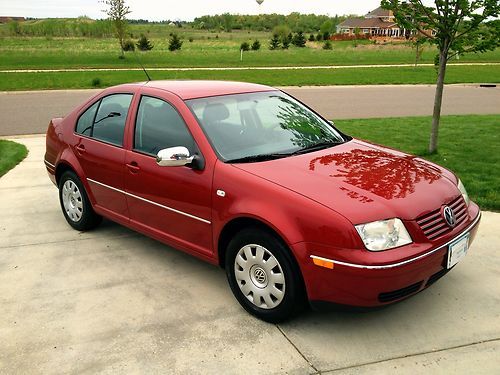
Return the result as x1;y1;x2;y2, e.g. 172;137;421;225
134;96;195;155
75;94;133;147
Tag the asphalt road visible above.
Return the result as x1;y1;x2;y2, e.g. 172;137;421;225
1;136;499;374
0;84;499;136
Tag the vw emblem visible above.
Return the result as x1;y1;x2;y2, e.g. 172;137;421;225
443;206;456;227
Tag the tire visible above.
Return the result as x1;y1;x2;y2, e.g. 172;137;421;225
58;170;102;231
225;227;305;323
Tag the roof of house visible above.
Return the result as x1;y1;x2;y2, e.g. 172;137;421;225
365;7;394;18
337;17;397;29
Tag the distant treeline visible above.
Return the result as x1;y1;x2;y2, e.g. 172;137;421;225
193;13;348;33
0;13;350;38
4;17;114;37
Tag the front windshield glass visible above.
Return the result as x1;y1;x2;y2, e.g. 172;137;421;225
186;91;347;162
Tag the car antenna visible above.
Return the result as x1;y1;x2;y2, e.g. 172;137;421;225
133;50;152;82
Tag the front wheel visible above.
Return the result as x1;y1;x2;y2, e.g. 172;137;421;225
225;227;305;323
59;171;102;231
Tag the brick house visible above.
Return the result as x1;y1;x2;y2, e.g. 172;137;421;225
336;7;407;38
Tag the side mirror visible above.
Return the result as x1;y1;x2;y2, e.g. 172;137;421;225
156;146;195;167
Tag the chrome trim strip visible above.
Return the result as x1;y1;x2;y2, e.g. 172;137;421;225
44;159;56;169
87;178;211;225
310;212;481;270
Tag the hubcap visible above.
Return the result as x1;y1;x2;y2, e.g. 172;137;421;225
62;180;83;222
234;244;285;309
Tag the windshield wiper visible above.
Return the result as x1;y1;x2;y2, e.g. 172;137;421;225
226;152;293;164
292;140;344;155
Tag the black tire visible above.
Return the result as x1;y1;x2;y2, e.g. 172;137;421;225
225;227;306;323
58;170;102;231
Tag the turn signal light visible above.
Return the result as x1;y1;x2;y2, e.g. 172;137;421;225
312;257;334;269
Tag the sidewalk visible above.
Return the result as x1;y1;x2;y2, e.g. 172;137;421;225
1;136;499;374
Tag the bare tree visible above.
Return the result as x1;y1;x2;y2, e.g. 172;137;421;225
101;0;131;57
382;1;500;153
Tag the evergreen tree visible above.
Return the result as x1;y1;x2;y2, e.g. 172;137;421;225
292;31;307;47
168;33;183;51
269;33;280;50
251;39;261;51
136;34;153;51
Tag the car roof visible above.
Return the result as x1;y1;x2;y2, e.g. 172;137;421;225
141;80;276;100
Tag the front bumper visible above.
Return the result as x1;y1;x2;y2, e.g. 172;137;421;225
297;205;481;307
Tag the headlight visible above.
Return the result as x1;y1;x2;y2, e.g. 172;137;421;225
355;218;412;251
458;179;470;206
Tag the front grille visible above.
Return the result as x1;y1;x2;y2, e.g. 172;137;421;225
425;268;449;287
416;196;468;240
378;281;423;303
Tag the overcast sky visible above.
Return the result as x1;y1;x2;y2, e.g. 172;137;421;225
0;0;385;21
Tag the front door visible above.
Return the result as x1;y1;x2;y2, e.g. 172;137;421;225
124;93;213;257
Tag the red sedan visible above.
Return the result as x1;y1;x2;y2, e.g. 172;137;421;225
45;81;481;322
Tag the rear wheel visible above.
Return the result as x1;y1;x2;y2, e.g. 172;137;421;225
225;227;305;323
59;171;102;231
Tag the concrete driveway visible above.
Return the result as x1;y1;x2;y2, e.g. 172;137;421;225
1;136;499;374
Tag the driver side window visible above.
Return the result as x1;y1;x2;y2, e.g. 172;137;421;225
134;96;195;156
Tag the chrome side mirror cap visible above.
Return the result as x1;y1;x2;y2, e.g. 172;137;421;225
156;146;195;167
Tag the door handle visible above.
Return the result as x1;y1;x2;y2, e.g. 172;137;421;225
75;144;86;154
126;162;140;173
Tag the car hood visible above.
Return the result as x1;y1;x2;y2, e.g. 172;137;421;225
233;140;459;224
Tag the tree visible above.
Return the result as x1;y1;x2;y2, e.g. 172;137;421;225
101;0;131;57
168;33;183;51
251;39;261;51
269;33;280;50
320;20;333;40
136;34;153;51
282;32;293;49
240;41;250;51
382;0;500;153
292;31;307;47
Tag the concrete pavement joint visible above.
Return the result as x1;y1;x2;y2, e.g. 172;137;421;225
317;337;500;374
276;324;320;373
0;233;139;250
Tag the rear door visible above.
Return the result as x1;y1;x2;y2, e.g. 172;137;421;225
73;93;134;221
123;89;213;257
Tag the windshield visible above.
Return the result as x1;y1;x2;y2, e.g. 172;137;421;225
186;91;347;162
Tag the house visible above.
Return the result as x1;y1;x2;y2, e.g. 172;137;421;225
336;7;407;38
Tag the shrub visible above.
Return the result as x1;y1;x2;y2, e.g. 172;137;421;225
251;39;261;51
292;31;307;47
136;35;153;51
269;33;280;50
316;33;323;41
308;34;315;42
168;33;183;51
122;39;135;52
323;40;333;50
188;37;194;42
240;42;250;51
91;78;102;87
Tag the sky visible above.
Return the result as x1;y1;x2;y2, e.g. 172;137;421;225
0;0;384;21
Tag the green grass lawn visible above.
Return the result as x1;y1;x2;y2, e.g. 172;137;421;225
1;65;499;91
1;36;499;70
335;115;500;211
0;140;28;177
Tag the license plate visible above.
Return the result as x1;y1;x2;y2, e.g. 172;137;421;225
447;233;470;269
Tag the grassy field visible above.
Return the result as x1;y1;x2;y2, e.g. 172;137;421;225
1;36;500;70
0;140;28;177
335;115;500;211
0;64;498;91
